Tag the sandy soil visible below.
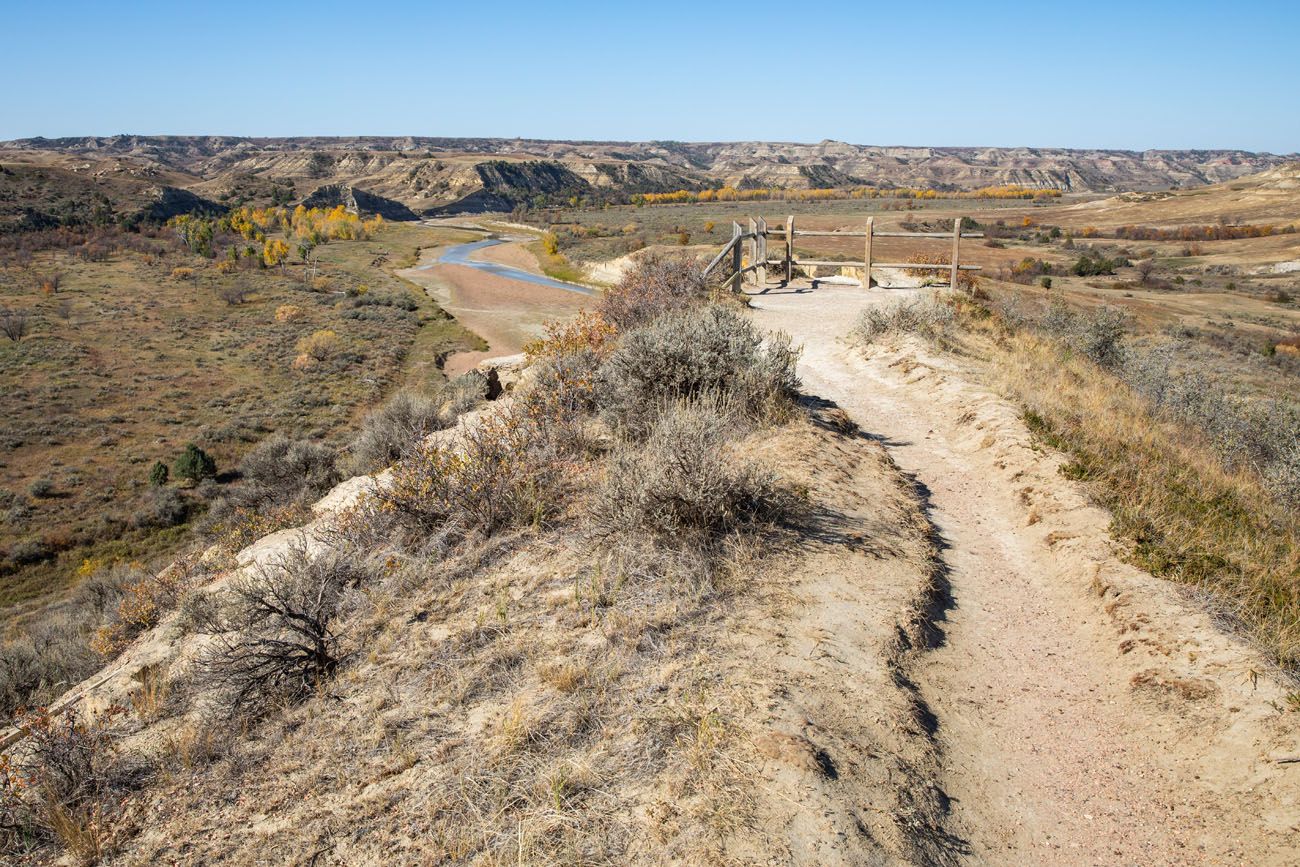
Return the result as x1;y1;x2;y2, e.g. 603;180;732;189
751;281;1300;865
468;238;544;274
397;244;589;375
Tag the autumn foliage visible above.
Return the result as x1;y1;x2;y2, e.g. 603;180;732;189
631;184;1061;207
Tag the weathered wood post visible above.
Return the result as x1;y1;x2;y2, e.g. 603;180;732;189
755;217;767;286
747;217;758;287
863;216;874;288
951;215;963;291
785;215;794;283
730;221;743;293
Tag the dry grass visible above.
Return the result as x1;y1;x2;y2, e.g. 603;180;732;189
0;222;481;612
988;327;1300;667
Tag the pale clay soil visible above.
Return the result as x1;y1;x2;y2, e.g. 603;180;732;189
750;280;1300;865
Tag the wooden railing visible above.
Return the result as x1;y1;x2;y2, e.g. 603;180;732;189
703;214;983;292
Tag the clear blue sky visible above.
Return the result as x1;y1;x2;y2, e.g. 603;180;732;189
6;0;1298;152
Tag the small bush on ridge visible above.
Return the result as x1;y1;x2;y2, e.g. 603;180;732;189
597;304;799;440
234;436;338;511
195;548;367;717
851;294;955;346
598;252;709;329
590;398;793;546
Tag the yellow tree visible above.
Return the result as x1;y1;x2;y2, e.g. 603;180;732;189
263;238;290;270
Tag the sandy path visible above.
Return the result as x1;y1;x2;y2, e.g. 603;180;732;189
750;283;1300;865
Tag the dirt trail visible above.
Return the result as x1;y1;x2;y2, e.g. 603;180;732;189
750;283;1300;865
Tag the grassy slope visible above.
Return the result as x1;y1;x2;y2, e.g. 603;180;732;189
961;301;1300;668
0;222;480;611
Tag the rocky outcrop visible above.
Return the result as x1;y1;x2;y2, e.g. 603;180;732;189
298;183;418;220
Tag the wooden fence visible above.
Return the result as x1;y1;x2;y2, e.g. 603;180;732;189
703;215;983;291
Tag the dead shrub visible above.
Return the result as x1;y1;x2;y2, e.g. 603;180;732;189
170;267;194;281
597;304;799;440
1;707;123;862
0;307;30;343
598;251;708;329
195;547;368;717
217;284;249;306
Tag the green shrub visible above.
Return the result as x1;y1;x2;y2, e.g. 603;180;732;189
596;305;799;440
148;461;169;487
27;478;54;499
172;443;217;484
1072;254;1119;277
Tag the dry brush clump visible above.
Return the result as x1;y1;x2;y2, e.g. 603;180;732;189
1;707;125;862
1038;300;1130;369
228;435;338;512
851;293;956;347
590;398;798;583
343;372;493;475
91;558;209;658
597;304;799;440
598;251;710;329
368;403;567;551
193;547;370;717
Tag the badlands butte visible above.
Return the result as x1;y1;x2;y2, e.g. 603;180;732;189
1;135;1296;228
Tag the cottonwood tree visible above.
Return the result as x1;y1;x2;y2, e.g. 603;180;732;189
0;307;30;343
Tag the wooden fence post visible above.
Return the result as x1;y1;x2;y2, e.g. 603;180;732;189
864;216;874;288
730;221;743;293
785;215;794;283
747;217;758;287
951;215;962;291
755;217;767;286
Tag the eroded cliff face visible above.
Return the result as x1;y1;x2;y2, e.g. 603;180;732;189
4;135;1294;220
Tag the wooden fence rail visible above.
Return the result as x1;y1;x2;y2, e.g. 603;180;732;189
703;214;983;292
